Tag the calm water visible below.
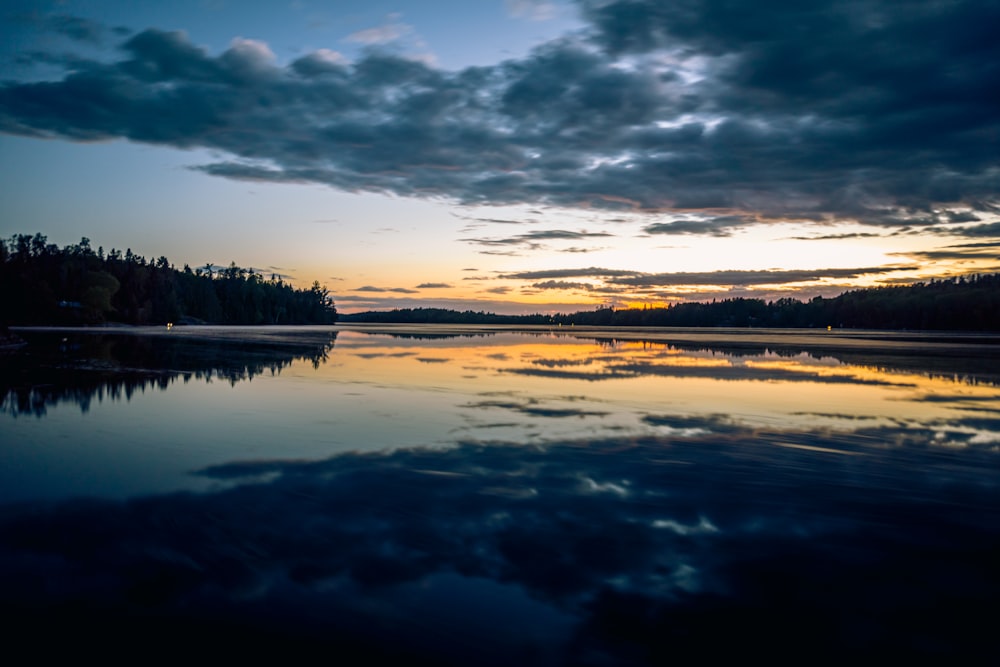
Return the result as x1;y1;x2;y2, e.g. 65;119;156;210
2;325;999;661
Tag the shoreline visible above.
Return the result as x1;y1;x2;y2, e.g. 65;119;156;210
10;322;1000;354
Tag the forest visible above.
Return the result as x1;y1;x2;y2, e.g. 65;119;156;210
4;233;998;330
1;234;337;326
343;275;1000;331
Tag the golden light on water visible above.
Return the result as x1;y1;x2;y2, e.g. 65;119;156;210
294;330;1000;444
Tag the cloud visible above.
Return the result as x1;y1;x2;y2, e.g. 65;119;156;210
462;229;613;248
500;267;640;280
946;241;1000;249
455;214;539;225
1;2;998;230
938;222;1000;238
530;280;595;291
352;285;419;294
607;266;917;288
891;248;1000;262
415;282;452;289
642;216;760;237
464;237;540;248
524;229;612;240
943;210;982;223
345;19;411;45
291;48;348;75
787;232;887;241
504;272;914;300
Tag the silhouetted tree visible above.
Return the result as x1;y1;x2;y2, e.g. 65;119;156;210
2;234;337;326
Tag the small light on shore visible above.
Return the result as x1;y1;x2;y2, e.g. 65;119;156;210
166;322;173;330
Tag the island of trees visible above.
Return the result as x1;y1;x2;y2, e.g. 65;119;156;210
1;234;337;326
4;233;999;330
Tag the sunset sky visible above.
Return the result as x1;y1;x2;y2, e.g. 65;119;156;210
2;0;998;313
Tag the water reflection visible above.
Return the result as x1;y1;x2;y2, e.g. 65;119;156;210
2;428;997;661
330;327;1000;446
1;328;337;417
1;325;998;660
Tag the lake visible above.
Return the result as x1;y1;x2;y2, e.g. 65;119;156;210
2;325;998;662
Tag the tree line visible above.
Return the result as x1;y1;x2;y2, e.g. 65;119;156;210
4;233;996;330
342;274;1000;331
1;234;337;326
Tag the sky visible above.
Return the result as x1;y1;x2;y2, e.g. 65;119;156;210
1;0;999;314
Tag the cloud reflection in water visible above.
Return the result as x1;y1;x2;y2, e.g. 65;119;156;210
1;327;998;661
2;426;998;662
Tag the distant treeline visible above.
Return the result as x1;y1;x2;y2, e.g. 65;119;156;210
1;234;337;326
342;275;1000;331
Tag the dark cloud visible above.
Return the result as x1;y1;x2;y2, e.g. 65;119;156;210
787;232;886;241
330;294;387;302
947;241;1000;249
464;237;540;249
607;266;917;288
415;282;452;289
1;2;997;229
939;222;1000;238
462;229;613;248
501;267;640;280
944;210;982;223
523;229;612;240
531;280;595;291
642;216;759;237
893;248;1000;262
352;285;419;294
455;214;539;225
504;264;917;291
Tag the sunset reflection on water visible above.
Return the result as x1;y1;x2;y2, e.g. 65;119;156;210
1;326;998;662
322;327;1000;444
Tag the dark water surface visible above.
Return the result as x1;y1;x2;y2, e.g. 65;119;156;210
2;325;998;661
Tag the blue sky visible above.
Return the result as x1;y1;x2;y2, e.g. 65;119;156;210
2;0;999;313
